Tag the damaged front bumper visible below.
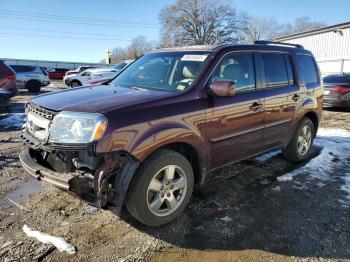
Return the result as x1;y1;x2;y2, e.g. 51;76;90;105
19;146;75;190
19;139;140;213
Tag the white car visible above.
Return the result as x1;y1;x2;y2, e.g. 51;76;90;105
65;60;133;87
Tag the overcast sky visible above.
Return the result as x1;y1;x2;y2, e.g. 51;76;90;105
0;0;349;62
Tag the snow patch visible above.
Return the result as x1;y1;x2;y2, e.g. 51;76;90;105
277;128;350;199
255;149;281;162
0;113;25;129
23;225;76;254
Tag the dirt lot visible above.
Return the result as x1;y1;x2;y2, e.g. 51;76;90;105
0;85;350;262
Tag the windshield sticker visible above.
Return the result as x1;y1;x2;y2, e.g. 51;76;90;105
181;54;208;62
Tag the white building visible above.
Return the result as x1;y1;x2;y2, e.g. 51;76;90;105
274;22;350;75
2;58;111;70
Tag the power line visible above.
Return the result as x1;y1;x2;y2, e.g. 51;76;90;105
2;25;151;39
0;14;157;28
0;31;133;41
0;9;159;25
0;9;159;27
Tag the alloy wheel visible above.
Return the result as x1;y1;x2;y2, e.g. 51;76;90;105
146;165;188;217
297;126;312;156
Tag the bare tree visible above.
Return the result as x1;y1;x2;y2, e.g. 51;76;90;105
127;36;153;59
159;0;247;47
277;16;326;36
243;16;280;43
293;16;326;33
110;36;154;63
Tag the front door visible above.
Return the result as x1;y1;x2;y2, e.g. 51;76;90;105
206;52;264;170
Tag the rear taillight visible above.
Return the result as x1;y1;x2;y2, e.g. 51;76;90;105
6;73;16;81
331;86;350;94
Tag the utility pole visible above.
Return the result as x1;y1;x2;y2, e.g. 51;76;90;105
105;49;111;64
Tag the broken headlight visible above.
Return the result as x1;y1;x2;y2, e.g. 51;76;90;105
49;112;107;144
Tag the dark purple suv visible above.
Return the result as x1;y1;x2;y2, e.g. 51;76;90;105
19;41;323;226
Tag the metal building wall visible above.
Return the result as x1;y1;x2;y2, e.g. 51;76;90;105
2;58;112;70
279;26;350;75
284;27;350;60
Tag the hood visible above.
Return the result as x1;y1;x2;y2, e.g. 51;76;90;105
30;84;175;113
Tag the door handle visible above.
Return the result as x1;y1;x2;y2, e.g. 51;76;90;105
290;94;301;101
249;102;263;111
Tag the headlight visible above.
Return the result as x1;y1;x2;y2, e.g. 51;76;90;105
49;111;107;144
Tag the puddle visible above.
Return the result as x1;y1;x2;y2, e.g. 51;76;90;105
6;177;42;203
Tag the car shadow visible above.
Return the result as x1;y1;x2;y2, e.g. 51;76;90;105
118;144;350;259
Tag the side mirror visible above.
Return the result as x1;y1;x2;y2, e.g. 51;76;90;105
209;81;236;97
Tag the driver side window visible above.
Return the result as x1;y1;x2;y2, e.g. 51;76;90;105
210;53;256;92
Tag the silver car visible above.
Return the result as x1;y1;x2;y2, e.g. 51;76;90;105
10;65;50;93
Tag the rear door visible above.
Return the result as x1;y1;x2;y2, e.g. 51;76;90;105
256;52;300;150
206;52;265;169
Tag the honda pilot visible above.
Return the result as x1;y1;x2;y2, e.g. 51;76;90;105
19;41;323;226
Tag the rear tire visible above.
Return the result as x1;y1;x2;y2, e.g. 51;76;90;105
71;80;81;88
282;117;315;163
125;149;194;226
26;80;41;93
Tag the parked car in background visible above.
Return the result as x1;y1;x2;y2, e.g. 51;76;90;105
20;41;323;226
84;77;111;86
64;65;97;78
0;61;17;96
80;60;133;86
64;69;94;87
47;68;69;80
113;60;133;71
323;73;350;108
9;65;49;93
0;60;17;108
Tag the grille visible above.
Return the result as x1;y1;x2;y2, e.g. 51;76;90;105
24;103;56;141
26;103;57;120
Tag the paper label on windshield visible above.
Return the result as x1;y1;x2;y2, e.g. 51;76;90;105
181;54;208;62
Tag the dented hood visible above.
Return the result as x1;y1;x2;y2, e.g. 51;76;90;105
30;84;174;113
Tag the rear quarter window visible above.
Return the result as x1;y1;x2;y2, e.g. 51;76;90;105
297;54;319;85
10;65;35;73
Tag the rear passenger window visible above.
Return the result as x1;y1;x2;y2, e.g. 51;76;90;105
10;65;35;73
297;54;319;85
260;53;290;87
209;53;256;92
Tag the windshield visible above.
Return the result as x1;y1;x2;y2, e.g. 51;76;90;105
110;51;209;92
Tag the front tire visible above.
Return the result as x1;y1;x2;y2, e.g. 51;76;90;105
126;149;194;226
282;117;315;163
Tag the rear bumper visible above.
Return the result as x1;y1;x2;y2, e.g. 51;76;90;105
323;97;350;107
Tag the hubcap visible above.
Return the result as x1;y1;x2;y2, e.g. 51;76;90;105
146;165;187;217
297;126;312;156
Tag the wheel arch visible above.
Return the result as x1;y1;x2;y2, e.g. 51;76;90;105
136;141;205;188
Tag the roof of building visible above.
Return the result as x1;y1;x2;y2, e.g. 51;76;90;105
274;21;350;41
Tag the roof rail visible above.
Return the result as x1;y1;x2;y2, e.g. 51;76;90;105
254;40;304;49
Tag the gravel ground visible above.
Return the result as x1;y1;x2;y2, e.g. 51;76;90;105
0;85;350;262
